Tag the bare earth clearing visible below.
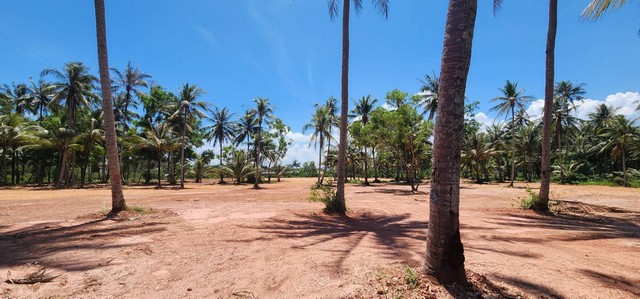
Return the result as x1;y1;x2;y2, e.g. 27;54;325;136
1;178;639;298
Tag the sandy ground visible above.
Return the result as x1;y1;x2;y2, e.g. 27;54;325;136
0;178;639;298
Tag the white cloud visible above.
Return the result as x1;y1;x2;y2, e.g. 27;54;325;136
283;131;317;164
473;112;501;129
525;99;545;120
575;92;640;120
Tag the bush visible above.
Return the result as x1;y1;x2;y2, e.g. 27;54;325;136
519;187;539;209
307;184;342;214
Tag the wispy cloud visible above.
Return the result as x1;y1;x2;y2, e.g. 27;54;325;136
194;26;217;48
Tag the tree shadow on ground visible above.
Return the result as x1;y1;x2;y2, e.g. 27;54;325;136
354;187;428;196
485;202;640;243
578;269;640;297
489;273;565;299
0;217;168;272
232;212;427;272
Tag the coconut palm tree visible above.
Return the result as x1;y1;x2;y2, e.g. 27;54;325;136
303;105;333;185
320;96;338;179
94;0;126;212
222;148;253;184
419;72;440;121
205;106;236;183
352;95;377;185
0;113;38;185
235;112;257;153
73;109;104;187
425;0;477;284
491;80;533;187
327;0;389;212
1;83;31;116
135;122;177;188
111;62;151;174
248;98;273;189
171;83;208;188
598;115;638;187
27;78;55;126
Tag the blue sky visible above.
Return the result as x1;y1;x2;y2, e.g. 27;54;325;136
1;1;639;163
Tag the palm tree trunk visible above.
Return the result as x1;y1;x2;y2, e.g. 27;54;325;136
180;116;186;189
622;147;628;187
219;142;225;183
55;143;68;188
157;156;162;188
254;122;261;189
425;0;476;284
557;120;564;183
364;146;369;185
94;0;126;214
538;0;557;210
334;0;350;213
318;135;323;185
510;106;516;187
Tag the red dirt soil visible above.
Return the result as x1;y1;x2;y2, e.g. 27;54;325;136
1;178;639;298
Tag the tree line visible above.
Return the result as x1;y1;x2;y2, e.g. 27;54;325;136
0;62;293;189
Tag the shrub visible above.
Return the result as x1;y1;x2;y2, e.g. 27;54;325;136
519;187;539;209
403;266;419;289
307;184;341;214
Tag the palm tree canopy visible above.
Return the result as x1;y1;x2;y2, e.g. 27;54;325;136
351;95;378;125
419;72;439;121
327;0;390;20
303;105;333;149
206;106;236;146
582;0;631;19
490;80;533;119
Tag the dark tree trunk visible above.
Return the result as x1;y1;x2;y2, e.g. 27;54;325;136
425;0;476;284
334;0;350;213
537;0;557;210
94;0;127;213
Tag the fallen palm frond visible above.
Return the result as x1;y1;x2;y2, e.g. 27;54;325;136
5;267;60;284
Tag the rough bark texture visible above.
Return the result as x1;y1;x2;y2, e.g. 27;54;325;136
537;0;557;210
94;0;127;214
334;0;350;213
180;116;186;189
425;0;476;284
254;118;262;189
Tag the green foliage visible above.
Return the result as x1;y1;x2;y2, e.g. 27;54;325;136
307;184;341;214
519;187;539;209
403;266;419;289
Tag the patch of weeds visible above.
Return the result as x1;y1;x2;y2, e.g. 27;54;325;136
127;206;155;214
403;266;419;289
519;187;539;209
307;184;342;214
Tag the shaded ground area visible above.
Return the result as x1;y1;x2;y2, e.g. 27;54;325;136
1;179;639;298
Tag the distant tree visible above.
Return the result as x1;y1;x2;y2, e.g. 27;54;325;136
352;95;378;185
248;98;273;189
303;105;332;185
491;80;533;187
598;115;638;187
27;78;55;126
206;106;236;183
419;72;440;121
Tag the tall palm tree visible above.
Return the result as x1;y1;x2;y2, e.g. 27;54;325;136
172;83;208;188
598;115;638;187
27;78;55;126
206;106;236;183
419;71;440;121
303;105;333;185
248;98;273;189
111;61;151;176
327;0;389;212
320;96;338;179
491;80;533;187
425;0;477;284
582;0;631;19
352;95;377;185
235;112;257;152
587;104;618;130
94;0;126;213
42;62;97;188
552;81;585;183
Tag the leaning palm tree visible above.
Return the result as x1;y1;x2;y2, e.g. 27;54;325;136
303;105;333;185
351;95;377;185
328;0;389;212
425;0;477;284
598;115;638;187
419;71;440;121
491;80;533;187
205;106;236;183
171;83;208;188
94;0;126;213
111;61;151;174
248;98;273;189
